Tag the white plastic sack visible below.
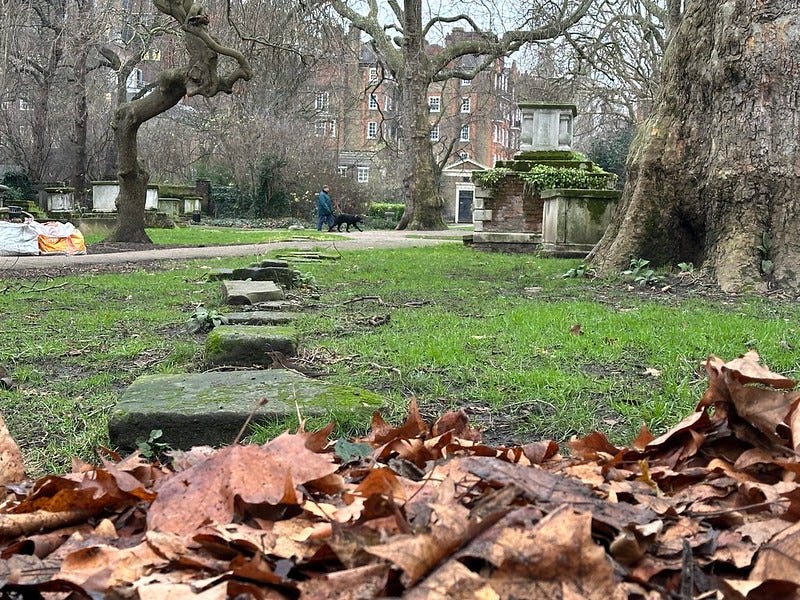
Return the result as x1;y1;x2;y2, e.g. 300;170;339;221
0;222;39;256
28;220;86;255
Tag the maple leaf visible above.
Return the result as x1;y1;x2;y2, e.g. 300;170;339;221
148;435;337;537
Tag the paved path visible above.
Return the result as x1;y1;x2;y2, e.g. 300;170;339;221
0;229;469;271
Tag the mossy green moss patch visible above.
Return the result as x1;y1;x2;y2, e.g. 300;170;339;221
108;370;383;450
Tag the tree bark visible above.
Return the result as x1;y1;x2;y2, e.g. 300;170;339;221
106;0;252;243
588;0;800;292
396;0;446;230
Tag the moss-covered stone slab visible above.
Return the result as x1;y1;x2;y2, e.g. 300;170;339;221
222;280;284;305
108;370;384;450
222;311;299;326
206;325;298;367
231;266;297;288
255;259;290;269
207;268;235;281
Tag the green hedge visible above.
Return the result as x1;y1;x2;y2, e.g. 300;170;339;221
368;202;405;218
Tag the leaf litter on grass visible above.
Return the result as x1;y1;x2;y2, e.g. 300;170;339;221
2;351;800;597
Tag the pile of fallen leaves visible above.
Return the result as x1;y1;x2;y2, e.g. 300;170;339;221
2;352;800;598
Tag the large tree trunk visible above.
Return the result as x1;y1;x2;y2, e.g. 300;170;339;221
105;0;252;242
589;0;800;292
395;0;446;231
106;72;186;243
397;70;447;230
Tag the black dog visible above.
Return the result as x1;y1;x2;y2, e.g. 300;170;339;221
329;214;364;232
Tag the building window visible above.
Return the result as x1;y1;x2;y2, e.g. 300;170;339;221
19;100;32;111
430;125;440;141
384;96;393;111
461;78;471;86
0;101;11;111
314;121;326;137
458;151;469;160
367;121;378;139
338;166;348;177
368;94;378;110
143;48;161;61
329;120;337;138
315;91;329;111
460;125;470;141
460;97;471;113
428;96;441;113
368;67;379;83
357;166;370;183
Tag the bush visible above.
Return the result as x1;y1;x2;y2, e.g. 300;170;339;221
368;202;405;219
1;172;36;202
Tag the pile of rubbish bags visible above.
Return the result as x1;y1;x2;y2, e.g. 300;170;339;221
0;219;86;256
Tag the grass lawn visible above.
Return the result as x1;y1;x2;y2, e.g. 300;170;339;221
2;243;799;476
82;226;340;246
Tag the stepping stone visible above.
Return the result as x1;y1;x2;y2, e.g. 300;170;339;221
108;369;384;451
275;251;340;261
256;259;290;268
222;280;285;305
207;268;234;281
232;266;298;288
223;311;299;326
205;325;298;367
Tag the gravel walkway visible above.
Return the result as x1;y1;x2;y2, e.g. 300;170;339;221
0;229;469;272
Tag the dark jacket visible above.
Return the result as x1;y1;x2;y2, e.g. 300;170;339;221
317;190;333;216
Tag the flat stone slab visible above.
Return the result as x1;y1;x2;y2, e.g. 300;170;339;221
206;325;298;367
231;266;297;288
108;370;384;450
222;280;285;305
223;311;299;325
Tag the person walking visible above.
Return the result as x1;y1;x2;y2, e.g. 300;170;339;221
316;185;335;231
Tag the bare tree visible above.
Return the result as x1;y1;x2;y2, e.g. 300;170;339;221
104;0;252;243
325;0;594;229
0;0;71;183
589;1;800;292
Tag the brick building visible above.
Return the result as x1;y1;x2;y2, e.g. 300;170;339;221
312;27;524;223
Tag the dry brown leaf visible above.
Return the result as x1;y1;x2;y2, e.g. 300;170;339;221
749;520;800;586
468;506;625;600
368;397;427;444
521;439;560;464
148;437;337;537
296;563;389;599
569;431;621;459
366;479;470;585
0;414;25;485
721;350;797;389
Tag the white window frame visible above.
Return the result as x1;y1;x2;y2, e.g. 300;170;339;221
329;120;337;138
430;125;440;141
460;97;471;113
314;121;326;137
357;166;370;183
460;125;470;141
368;67;379;83
315;91;329;111
367;121;378;139
428;95;441;113
368;94;379;110
1;101;12;111
337;165;348;177
384;96;393;111
461;78;471;86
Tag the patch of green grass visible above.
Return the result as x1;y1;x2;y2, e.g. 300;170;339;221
3;244;800;476
83;227;340;246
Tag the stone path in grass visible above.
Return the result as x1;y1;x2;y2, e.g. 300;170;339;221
107;253;383;451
